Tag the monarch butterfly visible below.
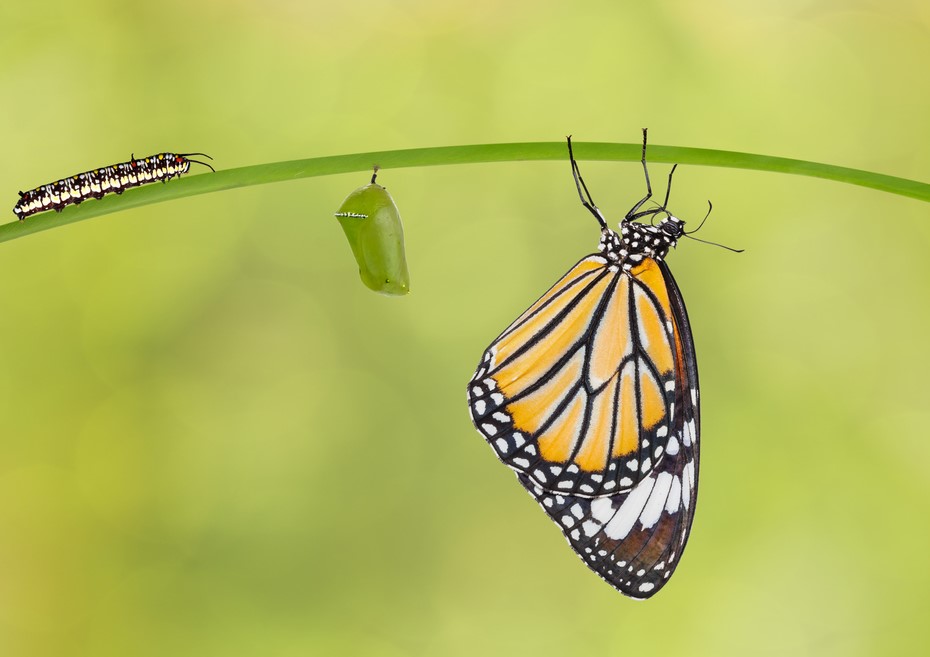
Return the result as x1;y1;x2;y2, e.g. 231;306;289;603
334;168;410;296
468;130;703;599
13;152;215;220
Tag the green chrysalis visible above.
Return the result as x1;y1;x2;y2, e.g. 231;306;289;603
334;169;410;296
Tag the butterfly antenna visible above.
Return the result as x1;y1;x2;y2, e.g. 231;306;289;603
684;200;714;235
683;232;744;253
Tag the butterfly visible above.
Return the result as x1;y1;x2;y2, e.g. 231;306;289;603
467;130;703;599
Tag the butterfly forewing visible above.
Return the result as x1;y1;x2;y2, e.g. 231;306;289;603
468;256;680;499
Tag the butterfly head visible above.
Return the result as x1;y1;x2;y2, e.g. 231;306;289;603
657;215;686;241
606;215;684;270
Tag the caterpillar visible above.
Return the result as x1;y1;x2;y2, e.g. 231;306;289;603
13;152;215;220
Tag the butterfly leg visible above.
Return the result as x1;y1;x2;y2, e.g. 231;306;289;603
566;136;609;230
629;163;678;224
624;128;654;219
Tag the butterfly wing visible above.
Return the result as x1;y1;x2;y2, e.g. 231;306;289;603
468;255;681;497
468;255;699;598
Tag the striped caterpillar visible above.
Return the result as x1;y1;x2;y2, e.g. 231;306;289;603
13;152;214;220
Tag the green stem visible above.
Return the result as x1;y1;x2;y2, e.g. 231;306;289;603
4;141;927;243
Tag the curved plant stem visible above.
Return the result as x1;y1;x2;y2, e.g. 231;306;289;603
2;141;927;244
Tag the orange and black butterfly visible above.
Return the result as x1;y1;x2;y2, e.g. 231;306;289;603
468;130;702;599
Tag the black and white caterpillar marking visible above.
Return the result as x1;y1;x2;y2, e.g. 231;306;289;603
13;152;215;220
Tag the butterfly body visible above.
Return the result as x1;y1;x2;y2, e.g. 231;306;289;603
468;134;701;599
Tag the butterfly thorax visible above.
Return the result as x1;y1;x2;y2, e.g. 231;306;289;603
600;216;685;271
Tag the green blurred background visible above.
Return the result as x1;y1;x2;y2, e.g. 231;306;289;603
2;1;929;655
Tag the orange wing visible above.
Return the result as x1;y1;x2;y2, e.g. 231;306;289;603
468;255;681;498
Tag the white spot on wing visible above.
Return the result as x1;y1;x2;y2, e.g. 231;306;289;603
666;476;682;513
682;460;695;511
603;478;654;540
683;419;695;447
639;472;673;529
582;520;601;538
590;498;615;524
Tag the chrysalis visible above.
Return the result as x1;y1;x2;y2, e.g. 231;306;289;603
334;169;410;296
